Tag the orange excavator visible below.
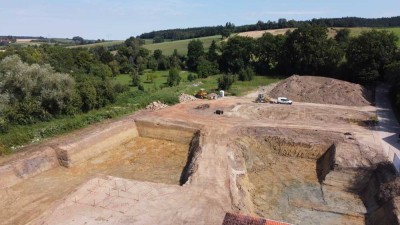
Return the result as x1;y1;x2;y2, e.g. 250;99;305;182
194;89;207;99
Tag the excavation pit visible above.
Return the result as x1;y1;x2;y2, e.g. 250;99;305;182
0;122;201;225
233;128;368;225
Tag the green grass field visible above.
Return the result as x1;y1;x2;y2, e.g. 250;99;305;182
142;35;222;55
67;40;124;49
344;27;400;46
115;71;281;96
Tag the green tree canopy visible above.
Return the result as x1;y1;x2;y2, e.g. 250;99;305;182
186;39;204;71
219;36;255;74
166;68;181;87
346;30;398;83
280;25;343;76
254;33;285;73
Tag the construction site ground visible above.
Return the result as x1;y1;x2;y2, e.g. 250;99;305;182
0;81;395;225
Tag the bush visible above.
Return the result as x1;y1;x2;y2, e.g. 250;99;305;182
238;67;255;81
167;68;181;87
0;55;77;123
113;83;130;94
187;73;196;82
0;117;8;133
131;69;141;87
138;84;145;91
218;74;235;90
385;61;400;82
196;59;219;78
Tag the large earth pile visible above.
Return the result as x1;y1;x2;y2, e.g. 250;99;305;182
269;75;373;106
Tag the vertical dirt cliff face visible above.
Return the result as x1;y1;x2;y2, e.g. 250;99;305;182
180;131;202;185
360;163;400;225
316;144;336;183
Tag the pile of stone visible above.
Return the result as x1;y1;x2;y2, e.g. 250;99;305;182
179;93;198;103
145;101;168;111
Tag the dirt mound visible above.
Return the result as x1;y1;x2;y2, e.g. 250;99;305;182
269;75;372;106
146;101;168;111
179;93;198;103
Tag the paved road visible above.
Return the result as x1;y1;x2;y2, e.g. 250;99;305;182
375;84;400;171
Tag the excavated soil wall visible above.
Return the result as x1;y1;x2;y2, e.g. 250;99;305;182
180;131;202;185
0;120;203;225
56;120;139;167
232;128;368;225
135;119;199;144
0;119;139;189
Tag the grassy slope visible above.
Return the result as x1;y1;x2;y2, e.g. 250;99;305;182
0;72;280;154
116;72;281;96
66;40;124;49
142;35;222;55
338;27;400;46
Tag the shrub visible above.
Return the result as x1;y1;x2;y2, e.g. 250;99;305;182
385;61;400;83
131;69;141;87
197;59;219;78
0;55;77;123
218;74;235;90
238;67;255;81
167;68;181;87
187;73;196;82
138;84;145;91
0;117;8;133
113;83;130;94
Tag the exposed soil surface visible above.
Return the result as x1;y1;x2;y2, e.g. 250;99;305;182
235;134;366;225
0;137;188;225
0;76;394;225
269;75;373;106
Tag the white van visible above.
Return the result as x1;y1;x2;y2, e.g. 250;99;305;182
277;97;293;105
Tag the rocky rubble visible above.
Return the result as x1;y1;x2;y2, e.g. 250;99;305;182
145;101;168;111
179;93;198;103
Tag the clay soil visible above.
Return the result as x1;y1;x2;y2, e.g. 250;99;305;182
0;137;188;225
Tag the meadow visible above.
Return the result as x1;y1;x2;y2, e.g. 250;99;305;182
142;35;222;55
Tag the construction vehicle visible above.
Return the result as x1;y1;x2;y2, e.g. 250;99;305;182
256;94;276;103
277;97;293;105
195;89;207;99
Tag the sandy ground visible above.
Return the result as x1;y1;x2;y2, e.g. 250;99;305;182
0;79;391;225
0;137;188;225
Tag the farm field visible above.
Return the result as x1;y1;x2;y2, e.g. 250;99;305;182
66;40;124;49
142;35;222;55
236;27;400;46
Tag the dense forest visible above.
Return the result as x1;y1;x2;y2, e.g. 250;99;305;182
139;16;400;40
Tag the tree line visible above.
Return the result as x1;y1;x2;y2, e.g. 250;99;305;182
0;33;193;132
182;25;399;90
139;16;400;40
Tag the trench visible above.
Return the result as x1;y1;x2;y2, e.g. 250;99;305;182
0;121;202;225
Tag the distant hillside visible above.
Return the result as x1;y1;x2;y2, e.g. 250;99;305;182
142;35;221;56
139;16;400;40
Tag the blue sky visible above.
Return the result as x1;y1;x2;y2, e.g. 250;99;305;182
1;0;399;40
